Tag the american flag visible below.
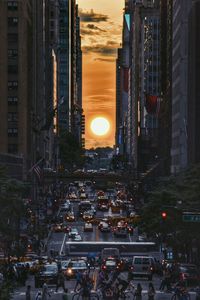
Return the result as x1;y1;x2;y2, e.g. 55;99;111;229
31;158;44;183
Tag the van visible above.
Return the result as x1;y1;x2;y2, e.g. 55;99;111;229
131;256;154;280
101;248;120;260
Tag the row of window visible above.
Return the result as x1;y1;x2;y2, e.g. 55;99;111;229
7;1;18;11
8;81;18;90
8;144;18;154
8;17;18;27
8;112;18;122
8;49;18;58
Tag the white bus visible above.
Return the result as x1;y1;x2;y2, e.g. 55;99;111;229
64;241;163;261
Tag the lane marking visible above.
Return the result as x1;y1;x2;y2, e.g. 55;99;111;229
60;233;67;256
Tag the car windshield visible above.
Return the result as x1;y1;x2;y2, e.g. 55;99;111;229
42;265;57;272
69;261;86;268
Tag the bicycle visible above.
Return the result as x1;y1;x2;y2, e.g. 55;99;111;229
171;288;191;300
115;279;135;300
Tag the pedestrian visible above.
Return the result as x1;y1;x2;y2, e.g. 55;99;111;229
134;283;142;300
148;282;155;300
42;282;51;300
74;270;83;292
26;285;31;300
35;291;42;300
56;269;66;292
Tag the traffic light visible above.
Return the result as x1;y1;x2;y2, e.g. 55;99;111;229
161;211;167;220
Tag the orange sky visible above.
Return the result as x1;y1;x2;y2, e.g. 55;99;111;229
77;0;124;149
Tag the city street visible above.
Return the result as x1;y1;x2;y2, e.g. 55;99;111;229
10;181;198;299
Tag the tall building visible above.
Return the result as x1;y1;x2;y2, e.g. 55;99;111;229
171;0;192;174
58;0;71;131
0;0;32;174
159;0;173;175
58;0;82;145
115;1;131;157
0;0;59;177
187;0;200;165
116;48;124;153
138;1;160;171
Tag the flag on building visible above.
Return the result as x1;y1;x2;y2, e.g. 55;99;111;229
31;158;45;184
145;94;162;117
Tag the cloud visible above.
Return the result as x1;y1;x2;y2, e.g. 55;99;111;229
94;58;116;63
87;24;106;32
79;9;109;23
82;40;119;56
81;24;106;36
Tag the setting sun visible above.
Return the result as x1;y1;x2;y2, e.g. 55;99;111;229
90;117;110;136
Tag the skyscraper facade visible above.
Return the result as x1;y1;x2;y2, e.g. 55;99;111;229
187;0;200;166
171;0;192;174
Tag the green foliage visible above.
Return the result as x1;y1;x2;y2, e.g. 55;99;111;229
0;167;27;256
141;164;200;238
59;130;85;170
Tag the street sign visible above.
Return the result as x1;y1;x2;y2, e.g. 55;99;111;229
182;213;200;222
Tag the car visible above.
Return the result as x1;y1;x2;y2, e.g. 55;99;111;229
98;221;111;232
65;211;75;222
35;262;58;287
110;200;121;213
82;210;94;221
80;192;87;199
68;228;79;238
131;256;154;280
68;192;77;200
101;257;121;272
64;259;88;279
113;221;128;237
68;234;82;241
52;223;63;233
97;203;109;211
84;222;93;232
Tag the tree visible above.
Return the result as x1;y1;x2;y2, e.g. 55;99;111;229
0;167;27;258
140;164;200;261
59;130;85;170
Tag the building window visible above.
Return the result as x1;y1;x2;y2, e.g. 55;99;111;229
8;49;18;59
8;144;18;154
8;81;18;90
8;128;18;136
8;65;18;74
8;112;18;122
8;33;18;43
7;1;18;10
8;97;18;104
8;17;18;27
